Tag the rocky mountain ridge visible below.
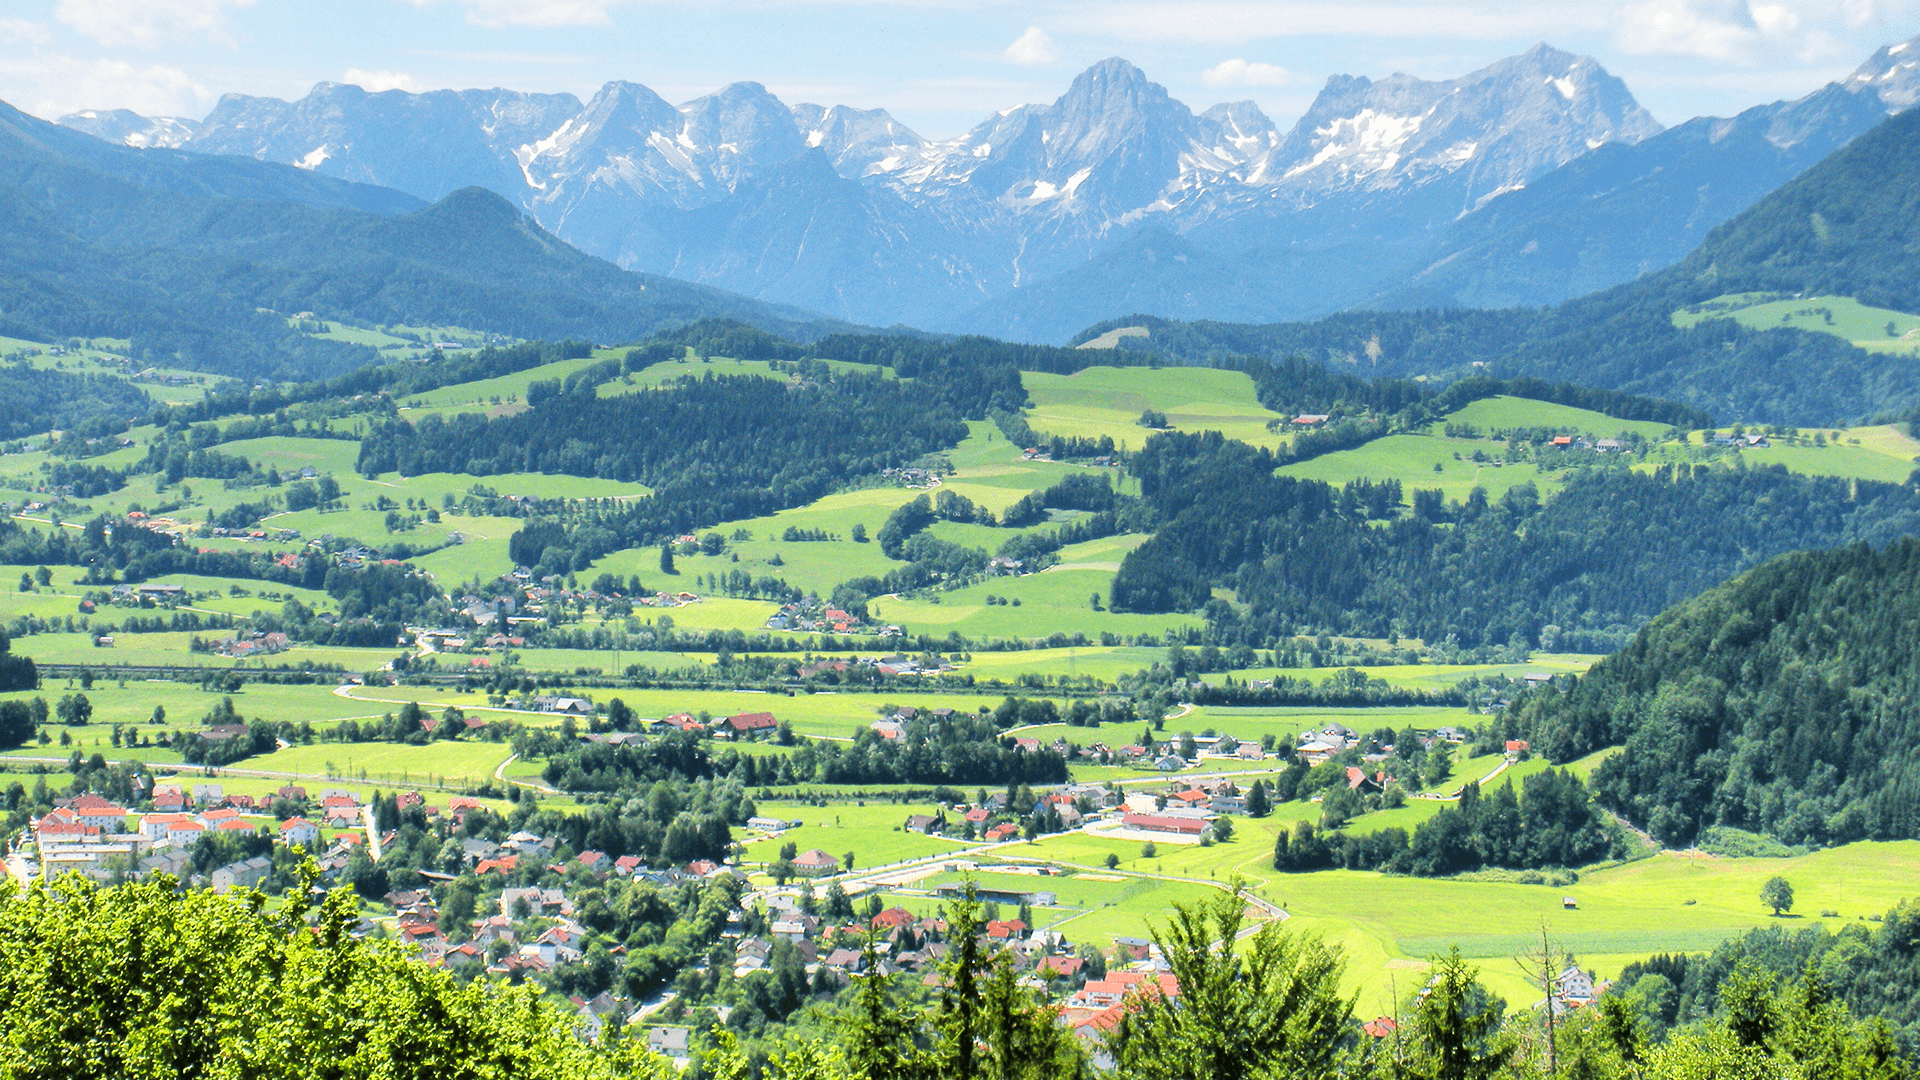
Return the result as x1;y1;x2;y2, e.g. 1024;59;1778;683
51;37;1920;339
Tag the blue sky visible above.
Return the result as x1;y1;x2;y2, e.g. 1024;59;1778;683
4;0;1920;138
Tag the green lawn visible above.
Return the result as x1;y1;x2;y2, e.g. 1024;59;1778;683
1023;367;1293;452
1174;705;1482;747
961;646;1164;684
400;352;624;415
335;683;928;740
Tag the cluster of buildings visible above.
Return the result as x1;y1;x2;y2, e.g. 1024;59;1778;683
214;630;292;658
20;783;367;886
766;596;900;637
794;652;952;680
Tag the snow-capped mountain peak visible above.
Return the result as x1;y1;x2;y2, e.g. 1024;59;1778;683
57;108;199;149
1844;32;1920;110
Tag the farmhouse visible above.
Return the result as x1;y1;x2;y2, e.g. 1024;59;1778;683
792;849;839;875
724;711;778;736
534;696;593;715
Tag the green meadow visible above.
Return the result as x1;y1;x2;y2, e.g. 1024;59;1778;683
742;799;978;870
1022;366;1293;452
1673;292;1920;354
1709;424;1920;484
877;562;1200;642
1278;434;1560;504
1439;396;1673;440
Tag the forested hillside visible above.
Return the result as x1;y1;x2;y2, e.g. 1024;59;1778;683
1513;538;1920;847
1112;431;1920;650
1072;108;1920;425
0;364;153;441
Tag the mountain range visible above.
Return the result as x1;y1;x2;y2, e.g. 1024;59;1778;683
0;100;837;381
34;33;1920;348
1077;99;1920;426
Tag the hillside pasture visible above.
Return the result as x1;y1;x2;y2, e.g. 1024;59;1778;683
1673;292;1920;354
1439;396;1674;440
1022;366;1292;452
1277;434;1558;504
877;564;1201;643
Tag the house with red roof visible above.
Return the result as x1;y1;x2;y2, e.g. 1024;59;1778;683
1038;955;1084;978
35;808;99;840
278;818;320;847
724;711;778;737
792;849;839;875
871;907;916;930
1121;813;1207;836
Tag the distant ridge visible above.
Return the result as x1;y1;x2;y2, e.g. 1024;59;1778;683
0;100;849;380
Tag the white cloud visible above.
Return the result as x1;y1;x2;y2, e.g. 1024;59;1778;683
408;0;622;28
1059;2;1610;46
77;58;212;115
1004;26;1059;66
1609;0;1848;62
342;68;422;93
54;0;255;48
1201;58;1292;87
0;19;53;46
1613;0;1763;60
0;54;215;118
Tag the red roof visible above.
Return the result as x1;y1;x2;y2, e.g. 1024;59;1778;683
726;711;778;731
871;907;916;930
1364;1017;1400;1038
1121;813;1207;835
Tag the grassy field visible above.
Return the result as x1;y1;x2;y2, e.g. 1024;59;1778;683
333;683;988;740
1440;397;1673;440
743;799;978;870
399;351;626;417
585;421;1120;607
1278;434;1560;504
1715;424;1920;484
1199;655;1601;692
1022;366;1293;452
1016;811;1920;1010
878;561;1199;642
1673;292;1920;354
231;740;512;788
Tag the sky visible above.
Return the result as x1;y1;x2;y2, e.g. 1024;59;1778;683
4;0;1920;139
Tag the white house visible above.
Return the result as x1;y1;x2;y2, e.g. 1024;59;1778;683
278;818;321;847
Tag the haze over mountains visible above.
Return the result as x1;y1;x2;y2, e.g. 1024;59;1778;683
40;34;1920;344
0;100;837;381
